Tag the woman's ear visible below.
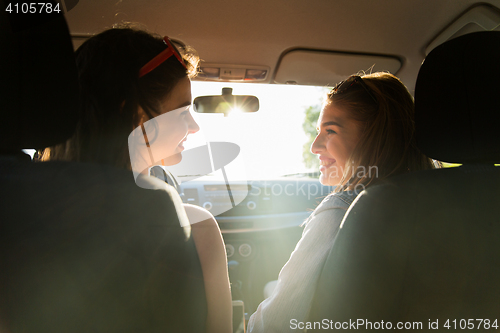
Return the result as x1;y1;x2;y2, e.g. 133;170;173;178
136;106;148;127
125;100;148;128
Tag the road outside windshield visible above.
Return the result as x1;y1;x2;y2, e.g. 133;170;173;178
188;82;329;180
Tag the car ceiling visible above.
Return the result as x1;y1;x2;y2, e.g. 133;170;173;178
65;0;500;92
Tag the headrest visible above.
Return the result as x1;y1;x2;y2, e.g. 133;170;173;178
415;31;500;164
0;0;79;152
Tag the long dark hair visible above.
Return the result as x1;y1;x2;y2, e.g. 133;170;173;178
42;25;199;169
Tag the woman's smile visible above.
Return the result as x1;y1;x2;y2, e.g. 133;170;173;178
177;138;187;151
319;156;336;173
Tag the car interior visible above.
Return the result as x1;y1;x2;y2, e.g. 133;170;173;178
2;0;500;332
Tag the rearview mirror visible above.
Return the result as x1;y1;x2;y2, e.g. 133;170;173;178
193;88;259;116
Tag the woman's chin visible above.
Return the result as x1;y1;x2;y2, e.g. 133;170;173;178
319;172;340;187
163;153;183;166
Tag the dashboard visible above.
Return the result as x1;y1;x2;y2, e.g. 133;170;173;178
178;177;333;313
180;178;333;233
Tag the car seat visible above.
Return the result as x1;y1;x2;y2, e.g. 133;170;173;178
307;31;500;331
0;3;206;332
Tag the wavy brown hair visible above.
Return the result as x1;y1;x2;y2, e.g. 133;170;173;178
329;72;438;192
41;25;199;169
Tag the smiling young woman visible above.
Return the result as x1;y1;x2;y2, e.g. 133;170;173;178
248;72;438;333
41;26;232;333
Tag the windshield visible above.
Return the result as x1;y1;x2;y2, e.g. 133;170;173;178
187;82;329;180
24;82;330;180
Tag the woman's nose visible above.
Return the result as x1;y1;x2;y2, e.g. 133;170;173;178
188;112;200;134
311;132;323;155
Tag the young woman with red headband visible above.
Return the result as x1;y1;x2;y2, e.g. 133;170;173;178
42;26;232;333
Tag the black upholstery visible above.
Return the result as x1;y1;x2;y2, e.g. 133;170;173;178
415;32;500;164
308;32;500;331
0;2;207;332
0;0;79;151
0;161;207;333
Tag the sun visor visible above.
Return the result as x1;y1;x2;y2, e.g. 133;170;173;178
425;4;500;55
273;49;402;86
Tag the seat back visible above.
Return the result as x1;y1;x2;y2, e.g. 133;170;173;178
0;1;78;152
0;3;206;332
307;31;500;330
